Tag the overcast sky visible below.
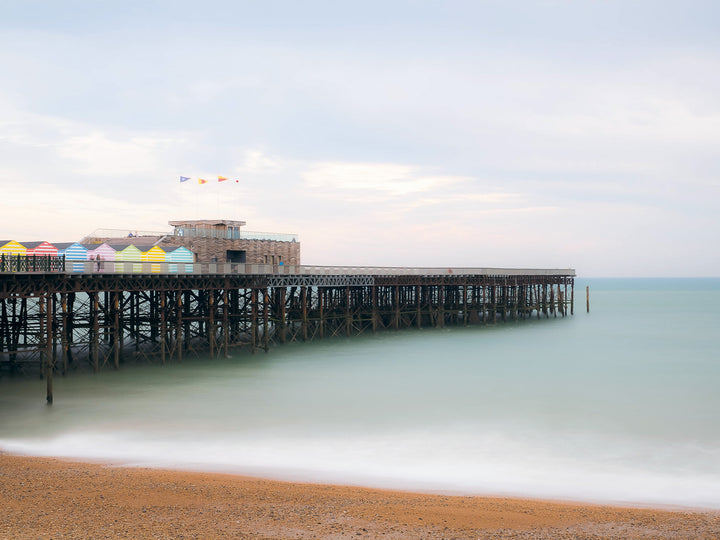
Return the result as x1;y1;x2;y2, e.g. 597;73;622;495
1;1;719;276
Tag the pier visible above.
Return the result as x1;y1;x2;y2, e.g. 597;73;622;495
0;258;575;403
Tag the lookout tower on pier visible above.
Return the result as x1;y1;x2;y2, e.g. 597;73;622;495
161;219;300;265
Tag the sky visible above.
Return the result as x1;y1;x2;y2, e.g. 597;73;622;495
1;0;719;276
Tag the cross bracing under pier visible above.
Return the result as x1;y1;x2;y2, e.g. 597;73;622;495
0;266;575;403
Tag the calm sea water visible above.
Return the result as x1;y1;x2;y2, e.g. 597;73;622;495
1;278;719;508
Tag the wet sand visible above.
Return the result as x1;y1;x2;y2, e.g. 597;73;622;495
2;453;719;539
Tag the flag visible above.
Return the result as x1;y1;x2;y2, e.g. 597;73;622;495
180;176;191;182
198;178;208;184
218;176;228;182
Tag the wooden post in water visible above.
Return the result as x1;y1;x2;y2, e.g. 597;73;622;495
372;285;378;333
586;286;590;313
263;289;270;352
462;285;468;326
114;292;120;369
43;295;53;404
251;288;258;353
92;292;99;373
393;286;400;330
416;285;422;329
278;287;287;344
177;292;183;363
223;287;230;356
60;293;68;375
345;286;352;336
160;291;166;365
301;287;308;341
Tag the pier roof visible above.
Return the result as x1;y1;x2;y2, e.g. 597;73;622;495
169;219;246;228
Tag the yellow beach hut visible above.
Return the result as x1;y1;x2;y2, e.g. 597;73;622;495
0;240;27;256
140;245;166;273
0;240;27;271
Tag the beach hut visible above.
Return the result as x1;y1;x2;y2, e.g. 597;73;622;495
0;240;27;256
113;244;143;273
84;243;116;262
140;245;166;273
83;243;115;273
22;241;59;271
23;241;58;257
54;242;88;272
166;246;195;273
0;240;27;271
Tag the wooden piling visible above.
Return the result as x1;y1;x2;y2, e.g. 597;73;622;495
114;292;120;369
586;286;590;313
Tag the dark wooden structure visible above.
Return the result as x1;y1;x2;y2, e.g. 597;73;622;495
0;261;575;403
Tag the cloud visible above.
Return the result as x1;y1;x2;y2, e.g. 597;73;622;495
302;162;465;197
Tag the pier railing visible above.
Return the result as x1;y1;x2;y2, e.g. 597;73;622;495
0;255;574;277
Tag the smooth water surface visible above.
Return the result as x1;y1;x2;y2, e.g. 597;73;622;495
2;278;719;508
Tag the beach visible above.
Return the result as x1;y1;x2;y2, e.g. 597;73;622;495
2;454;719;539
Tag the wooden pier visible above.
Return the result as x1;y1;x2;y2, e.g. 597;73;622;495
0;259;575;403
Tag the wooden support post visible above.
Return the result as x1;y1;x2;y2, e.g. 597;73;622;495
416;285;422;329
345;286;351;336
279;287;287;344
301;287;308;341
319;288;324;339
160;291;166;365
60;293;68;376
177;292;183;363
571;281;575;315
437;285;445;328
462;285;468;326
263;289;269;352
481;285;486;323
251;288;258;353
586;286;590;313
223;288;230;357
92;292;99;373
393;286;400;330
208;290;215;359
114;292;120;370
370;285;379;334
45;295;53;405
558;289;565;317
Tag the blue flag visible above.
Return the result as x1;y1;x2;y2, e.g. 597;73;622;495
180;176;191;182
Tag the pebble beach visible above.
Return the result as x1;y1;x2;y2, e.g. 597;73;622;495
2;453;719;539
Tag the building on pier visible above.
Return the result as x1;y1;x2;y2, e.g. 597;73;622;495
82;219;301;265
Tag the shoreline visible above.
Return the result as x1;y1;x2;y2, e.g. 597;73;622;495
2;453;719;539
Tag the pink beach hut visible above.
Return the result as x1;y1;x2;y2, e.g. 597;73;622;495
84;243;116;262
84;243;115;273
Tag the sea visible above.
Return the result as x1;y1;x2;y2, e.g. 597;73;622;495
1;278;719;509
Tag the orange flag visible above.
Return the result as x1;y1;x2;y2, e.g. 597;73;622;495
218;176;228;182
198;178;208;184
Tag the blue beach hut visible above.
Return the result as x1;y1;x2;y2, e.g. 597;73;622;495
54;242;88;272
166;246;195;273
